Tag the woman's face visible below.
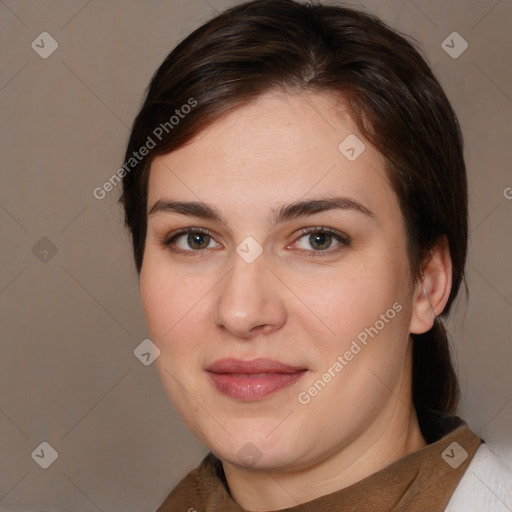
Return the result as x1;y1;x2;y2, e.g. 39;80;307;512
140;91;419;471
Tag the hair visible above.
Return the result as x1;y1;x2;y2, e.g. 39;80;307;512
119;0;468;443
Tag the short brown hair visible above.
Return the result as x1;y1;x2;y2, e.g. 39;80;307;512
120;0;468;442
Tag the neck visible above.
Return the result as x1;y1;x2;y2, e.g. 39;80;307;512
221;348;427;510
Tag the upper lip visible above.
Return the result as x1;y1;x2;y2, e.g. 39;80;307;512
206;358;307;374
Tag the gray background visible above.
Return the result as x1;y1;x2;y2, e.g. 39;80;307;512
0;0;511;510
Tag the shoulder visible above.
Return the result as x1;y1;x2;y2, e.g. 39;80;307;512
445;443;512;511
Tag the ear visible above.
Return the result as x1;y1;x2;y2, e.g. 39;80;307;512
409;235;452;335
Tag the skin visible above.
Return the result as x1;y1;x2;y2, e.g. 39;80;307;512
140;91;452;510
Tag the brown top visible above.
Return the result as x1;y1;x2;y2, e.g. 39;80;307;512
157;423;482;512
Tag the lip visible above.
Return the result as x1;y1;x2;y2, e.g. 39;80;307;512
205;358;308;401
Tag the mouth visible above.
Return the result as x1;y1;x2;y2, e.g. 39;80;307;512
205;358;308;401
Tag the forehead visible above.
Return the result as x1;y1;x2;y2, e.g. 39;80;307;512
147;91;396;222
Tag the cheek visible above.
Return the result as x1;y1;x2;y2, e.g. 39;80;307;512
307;260;404;332
139;264;171;340
140;257;185;342
139;256;214;352
308;260;413;383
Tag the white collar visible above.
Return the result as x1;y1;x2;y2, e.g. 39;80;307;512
445;443;512;511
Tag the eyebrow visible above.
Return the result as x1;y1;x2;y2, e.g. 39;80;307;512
147;195;374;225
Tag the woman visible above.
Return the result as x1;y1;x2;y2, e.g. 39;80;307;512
119;1;512;510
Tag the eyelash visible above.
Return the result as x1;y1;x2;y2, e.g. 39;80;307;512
161;226;350;258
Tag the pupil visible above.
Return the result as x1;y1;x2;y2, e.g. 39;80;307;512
311;232;331;250
189;233;209;249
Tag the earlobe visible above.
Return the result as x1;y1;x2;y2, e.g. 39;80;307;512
409;235;453;335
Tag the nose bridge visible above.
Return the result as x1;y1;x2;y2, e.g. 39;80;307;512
214;250;286;337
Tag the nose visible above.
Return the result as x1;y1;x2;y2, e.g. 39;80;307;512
214;252;287;339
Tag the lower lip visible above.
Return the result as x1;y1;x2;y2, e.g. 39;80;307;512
207;371;307;400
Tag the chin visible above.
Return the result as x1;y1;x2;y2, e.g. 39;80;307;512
204;423;307;471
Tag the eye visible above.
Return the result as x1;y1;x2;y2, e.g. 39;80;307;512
162;228;220;255
161;226;350;258
293;227;350;256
